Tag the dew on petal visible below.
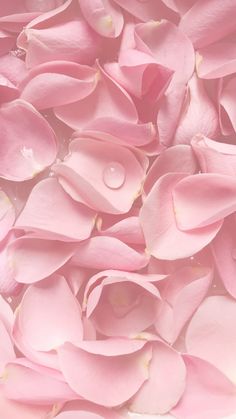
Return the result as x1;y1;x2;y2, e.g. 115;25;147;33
103;161;126;189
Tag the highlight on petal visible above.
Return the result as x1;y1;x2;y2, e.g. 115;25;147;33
130;341;186;414
97;216;145;245
0;53;27;104
71;236;149;271
173;74;219;145
54;63;138;131
135;20;195;87
191;134;236;176
179;0;236;48
79;0;124;38
84;270;161;336
20;60;97;110
16;274;83;351
211;217;236;298
7;237;77;283
57;339;151;406
0;100;57;181
15;178;96;241
53;138;146;214
140;173;222;260
172;355;236;419
0;233;20;295
186;295;236;383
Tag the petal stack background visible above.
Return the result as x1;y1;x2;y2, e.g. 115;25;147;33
0;0;236;418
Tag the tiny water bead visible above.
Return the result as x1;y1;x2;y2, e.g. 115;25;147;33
103;162;126;189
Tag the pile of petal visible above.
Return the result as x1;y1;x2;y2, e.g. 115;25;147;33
1;1;236;418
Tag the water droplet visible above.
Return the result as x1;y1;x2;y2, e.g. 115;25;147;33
6;297;12;303
232;248;236;260
103;162;125;189
11;48;25;59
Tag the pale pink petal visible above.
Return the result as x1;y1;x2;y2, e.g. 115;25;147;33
173;74;219;145
17;274;83;351
172;173;236;230
105;48;173;100
3;358;77;404
197;40;236;79
71;236;149;271
20;60;97;110
140;173;222;260
79;119;155;148
54;64;138;131
0;295;14;332
53;138;146;214
0;191;15;242
179;0;236;48
0;320;15;375
0;234;20;295
56;400;125;419
155;266;212;343
57;340;151;406
85;271;161;336
0;30;15;57
130;341;186;414
15;178;96;241
0;99;57;181
191;134;236;176
113;0;178;22
220;76;236;133
144;145;197;195
172;355;236;419
211;217;236;298
7;237;76;283
79;0;124;38
135;20;195;87
186;295;236;383
0;385;51;419
97;216;145;245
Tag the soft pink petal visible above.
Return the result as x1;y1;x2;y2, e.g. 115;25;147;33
79;0;124;38
140;173;222;260
155;266;213;343
135;20;195;87
85;271;161;336
172;173;236;230
144;145;197;195
17;274;83;351
211;217;236;298
7;237;76;283
130;341;186;414
186;295;236;383
15;178;96;241
220;76;236;133
3;358;77;404
0;191;15;242
0;385;51;419
197;40;236;79
173;74;219;145
0;30;15;57
54;63;138;130
97;216;145;245
71;236;149;271
0;234;20;295
113;0;178;22
191;134;236;176
56;400;125;419
53;138;146;214
0;320;15;375
0;99;57;181
179;0;236;48
20;60;97;110
57;340;151;406
172;355;236;419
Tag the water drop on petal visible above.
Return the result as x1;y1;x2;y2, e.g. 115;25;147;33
103;162;126;190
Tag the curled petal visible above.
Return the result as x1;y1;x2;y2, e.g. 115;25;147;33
197;41;236;79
